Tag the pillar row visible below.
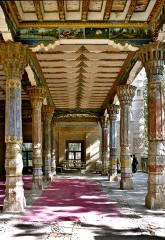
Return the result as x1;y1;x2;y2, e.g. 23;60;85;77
138;42;165;209
51;117;56;176
117;84;136;190
100;116;109;176
42;105;54;182
27;86;45;190
107;104;119;182
0;41;29;212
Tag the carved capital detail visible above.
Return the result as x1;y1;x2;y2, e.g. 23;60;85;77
42;105;55;122
138;42;165;82
117;84;136;106
107;104;120;120
100;116;108;128
27;86;45;108
0;41;30;80
51;117;56;126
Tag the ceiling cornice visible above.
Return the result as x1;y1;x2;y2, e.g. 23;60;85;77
2;0;164;29
102;51;137;108
29;52;55;106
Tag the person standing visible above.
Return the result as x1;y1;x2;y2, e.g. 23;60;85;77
132;154;138;173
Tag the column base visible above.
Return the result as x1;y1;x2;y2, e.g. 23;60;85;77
3;178;26;213
51;168;56;176
44;172;53;182
120;178;133;190
102;167;108;176
145;193;165;209
4;143;26;212
101;171;108;176
32;174;43;190
109;174;118;182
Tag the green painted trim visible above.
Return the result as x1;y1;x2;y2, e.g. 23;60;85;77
54;108;104;117
29;55;53;105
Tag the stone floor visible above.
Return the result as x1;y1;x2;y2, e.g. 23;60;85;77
0;172;165;240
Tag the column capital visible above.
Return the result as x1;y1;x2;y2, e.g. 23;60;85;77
27;86;45;108
51;117;57;126
42;105;55;122
107;104;120;120
137;42;165;82
100;116;108;128
117;84;136;106
0;41;30;80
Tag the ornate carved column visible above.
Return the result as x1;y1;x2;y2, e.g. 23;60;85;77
138;42;165;209
107;104;120;182
0;41;29;212
51;117;56;176
42;105;54;181
100;116;109;175
27;86;44;189
117;84;136;190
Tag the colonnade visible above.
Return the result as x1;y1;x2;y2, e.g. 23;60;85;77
101;42;165;209
101;85;136;190
0;41;165;211
0;41;57;211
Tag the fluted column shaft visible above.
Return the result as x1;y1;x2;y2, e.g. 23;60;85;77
117;85;136;190
27;86;44;189
100;116;109;175
0;41;29;212
51;118;56;176
138;42;165;209
108;105;119;182
42;105;54;181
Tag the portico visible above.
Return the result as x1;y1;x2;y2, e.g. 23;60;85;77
0;0;165;214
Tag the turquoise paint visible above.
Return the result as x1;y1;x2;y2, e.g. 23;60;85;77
10;87;15;138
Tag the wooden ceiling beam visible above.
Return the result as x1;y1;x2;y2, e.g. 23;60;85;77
8;1;22;22
147;0;165;24
57;0;65;21
33;0;43;22
125;0;137;23
102;52;134;108
82;0;89;21
104;0;113;21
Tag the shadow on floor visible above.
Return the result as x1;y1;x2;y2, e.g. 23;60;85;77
13;221;165;239
81;222;165;240
13;223;47;238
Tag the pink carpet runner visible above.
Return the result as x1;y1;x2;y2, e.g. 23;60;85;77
0;175;33;211
21;178;121;222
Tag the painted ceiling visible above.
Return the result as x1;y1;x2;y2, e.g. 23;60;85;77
2;0;163;25
0;0;165;117
35;42;136;109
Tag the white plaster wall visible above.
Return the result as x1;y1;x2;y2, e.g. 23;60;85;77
55;122;101;172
